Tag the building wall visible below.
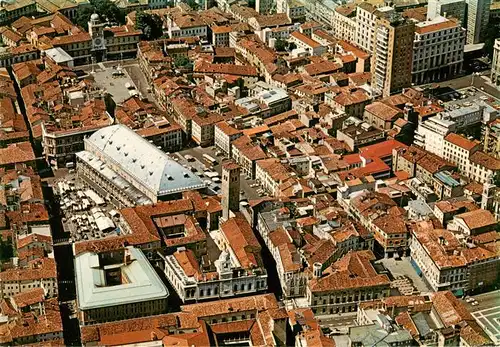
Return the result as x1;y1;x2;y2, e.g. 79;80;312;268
409;235;468;292
0;277;58;298
80;298;169;325
333;11;356;43
307;284;390;316
372;17;415;97
355;6;377;52
491;39;500;87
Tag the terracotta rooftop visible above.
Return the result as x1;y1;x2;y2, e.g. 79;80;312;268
469;151;500;170
0;142;35;167
365;101;402;121
455;209;497;231
220;214;262;269
309;250;390;292
444;133;479;151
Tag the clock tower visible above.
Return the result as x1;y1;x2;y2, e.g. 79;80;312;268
88;13;106;62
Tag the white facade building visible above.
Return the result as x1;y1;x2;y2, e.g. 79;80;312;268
214;121;242;157
415;116;456;155
163;247;268;303
355;4;394;52
333;5;357;43
412;16;465;84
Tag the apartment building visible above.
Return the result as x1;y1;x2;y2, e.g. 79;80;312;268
80;294;288;346
235;87;291;118
483;119;500;158
443;133;480;173
277;0;306;22
372;14;415;97
333;4;357;43
211;25;232;46
0;291;63;345
0;141;36;170
214;121;242;157
355;3;381;52
289;31;326;56
410;221;499;294
412;16;465;85
415;115;456;155
468;150;500;183
307;251;391;315
231;135;267;179
0;258;58;298
41;99;113;169
466;0;491;44
50;32;92;65
363;101;403;130
0;0;37;26
257;209;308;298
166;12;207;39
492;39;500;88
427;0;466;24
256;158;293;196
0;44;40;68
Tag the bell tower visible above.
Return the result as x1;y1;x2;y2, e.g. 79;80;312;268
88;13;106;62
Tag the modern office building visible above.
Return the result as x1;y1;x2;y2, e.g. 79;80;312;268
427;0;466;24
412;16;465;84
371;13;415;97
74;246;169;325
76;125;205;207
466;0;491;44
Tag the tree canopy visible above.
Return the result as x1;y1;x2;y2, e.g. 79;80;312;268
135;11;164;40
274;39;297;52
174;56;191;67
274;38;287;52
74;0;125;31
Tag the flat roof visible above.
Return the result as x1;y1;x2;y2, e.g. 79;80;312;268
43;47;73;64
75;246;169;310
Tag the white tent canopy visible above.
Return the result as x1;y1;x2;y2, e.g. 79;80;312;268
85;189;105;206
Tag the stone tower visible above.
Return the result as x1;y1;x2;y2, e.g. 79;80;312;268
221;161;240;221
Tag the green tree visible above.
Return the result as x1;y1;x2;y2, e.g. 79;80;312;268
274;38;287;51
0;238;13;262
135;11;164;40
174;56;190;67
288;42;297;50
74;0;125;31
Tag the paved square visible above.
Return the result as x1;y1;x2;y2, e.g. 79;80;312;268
472;306;500;345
